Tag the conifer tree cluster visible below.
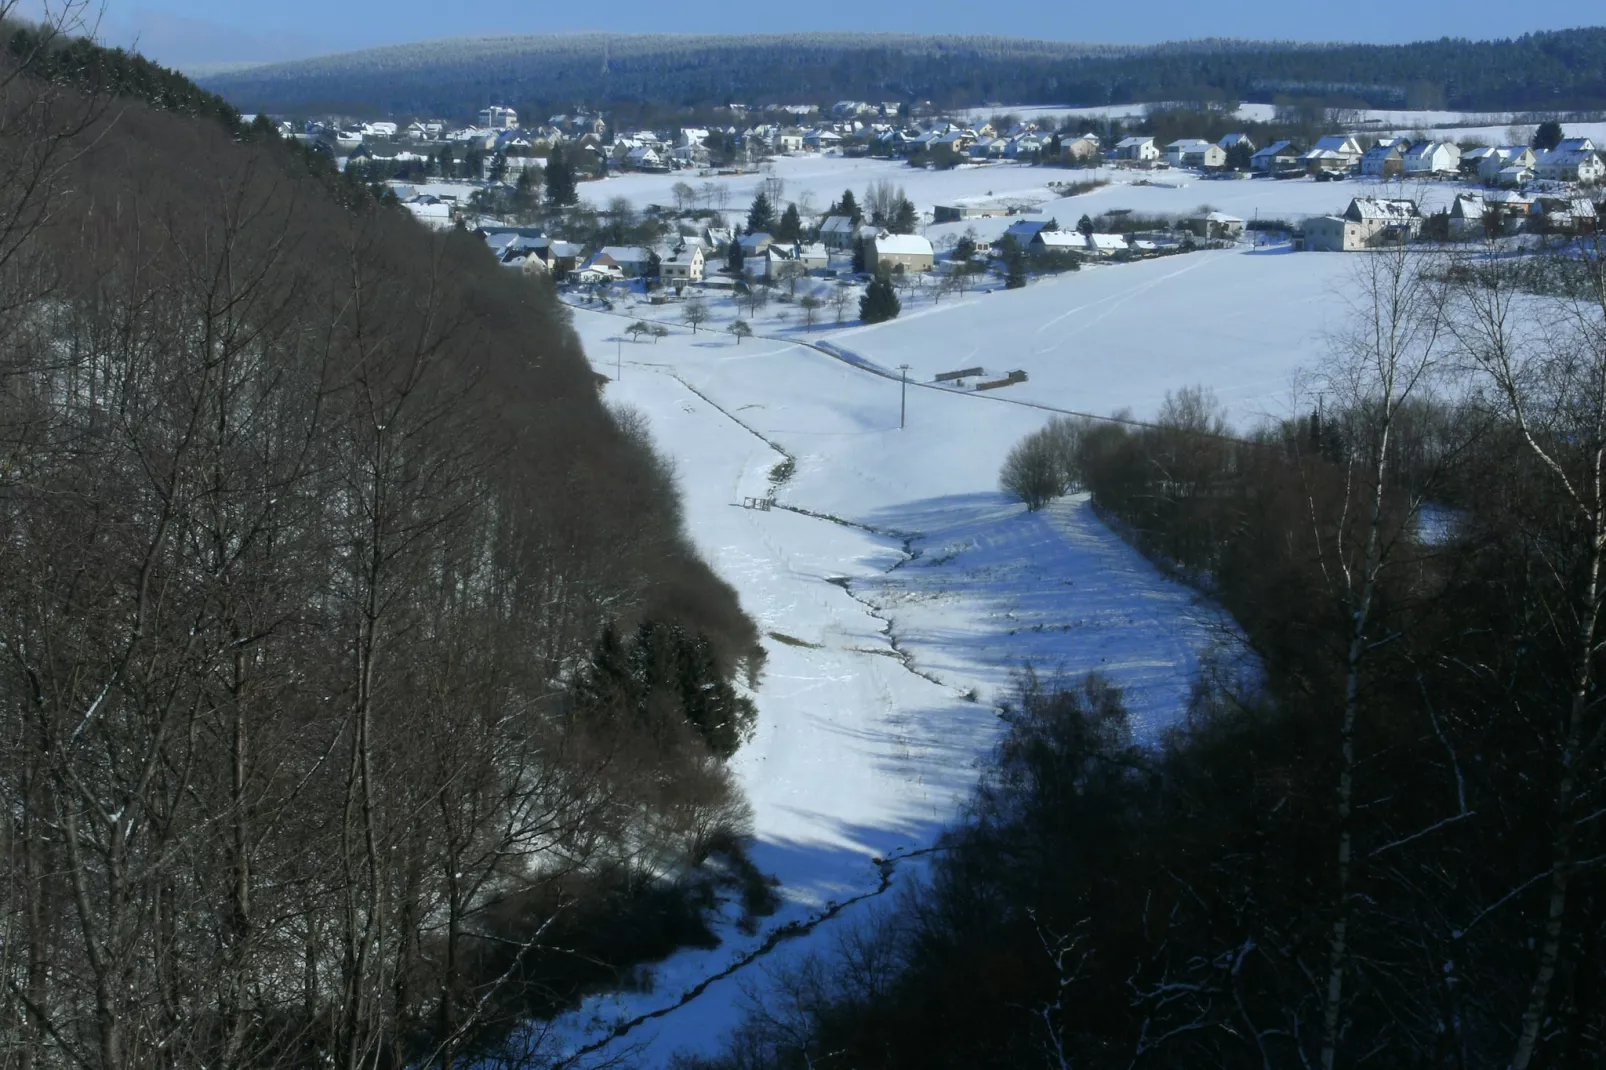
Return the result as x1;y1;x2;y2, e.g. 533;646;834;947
859;273;901;324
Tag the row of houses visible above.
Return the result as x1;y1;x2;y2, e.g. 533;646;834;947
1113;130;1605;189
1300;192;1601;251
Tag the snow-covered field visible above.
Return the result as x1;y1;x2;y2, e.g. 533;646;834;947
577;155;1464;241
1383;120;1606;145
533;237;1310;1064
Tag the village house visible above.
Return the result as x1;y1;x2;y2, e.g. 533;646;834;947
803;128;844;152
1445;191;1533;239
1082;232;1128;256
1497;163;1536;187
1218;133;1255;154
1302;196;1422;251
1164;139;1213;166
1028;230;1082;256
1003;218;1054;245
478;106;518;130
589;246;655;278
1005;132;1045;158
1060;135;1100;163
1032;230;1127;257
1179;142;1227;169
738;232;774;263
1533;195;1599;235
1403;141;1462;177
1302;135;1364;175
1361;138;1406;178
794;242;830;272
1447;194;1493;240
1251;140;1304;174
624;145;665;171
970;136;1008;159
867;232;935;273
1533;138;1604;183
547;241;584;276
1113;136;1159;162
1475;146;1536;184
1183;211;1245;240
819;215;859;249
659;245;706;286
933;204;988;223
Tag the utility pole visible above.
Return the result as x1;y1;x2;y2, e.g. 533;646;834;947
898;364;911;429
617;335;622;381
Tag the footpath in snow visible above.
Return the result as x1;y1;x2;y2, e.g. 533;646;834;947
539;271;1254;1065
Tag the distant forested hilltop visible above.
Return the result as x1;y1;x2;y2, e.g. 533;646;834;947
202;29;1606;118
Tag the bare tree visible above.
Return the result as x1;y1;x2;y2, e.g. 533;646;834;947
865;179;906;227
671;180;695;215
682;297;709;333
775;259;806;296
831;285;853;324
1314;244;1445;1070
1447;238;1606;1070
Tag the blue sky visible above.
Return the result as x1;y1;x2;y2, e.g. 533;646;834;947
75;0;1606;70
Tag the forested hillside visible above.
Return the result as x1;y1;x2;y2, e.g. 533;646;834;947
201;29;1606;119
0;21;766;1070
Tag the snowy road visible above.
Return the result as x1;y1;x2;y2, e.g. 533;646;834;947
539;273;1248;1065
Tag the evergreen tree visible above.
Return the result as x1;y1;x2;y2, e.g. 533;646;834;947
1077;213;1094;236
890;197;919;235
747;191;775;234
851;236;868;274
955;233;976;261
859;273;901;324
1001;234;1028;289
1532;119;1565;151
831;188;861;223
727;239;743;274
775;202;803;242
545;144;577;207
511;165;541;217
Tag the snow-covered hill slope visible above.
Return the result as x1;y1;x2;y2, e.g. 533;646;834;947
532;289;1253;1064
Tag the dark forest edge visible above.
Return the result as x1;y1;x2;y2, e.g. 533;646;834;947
199;29;1606;121
682;242;1606;1068
0;17;776;1070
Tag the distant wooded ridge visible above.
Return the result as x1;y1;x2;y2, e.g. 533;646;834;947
200;29;1606;119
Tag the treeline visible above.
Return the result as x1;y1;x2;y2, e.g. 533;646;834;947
686;245;1606;1067
202;29;1606;121
6;19;242;125
0;31;767;1070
